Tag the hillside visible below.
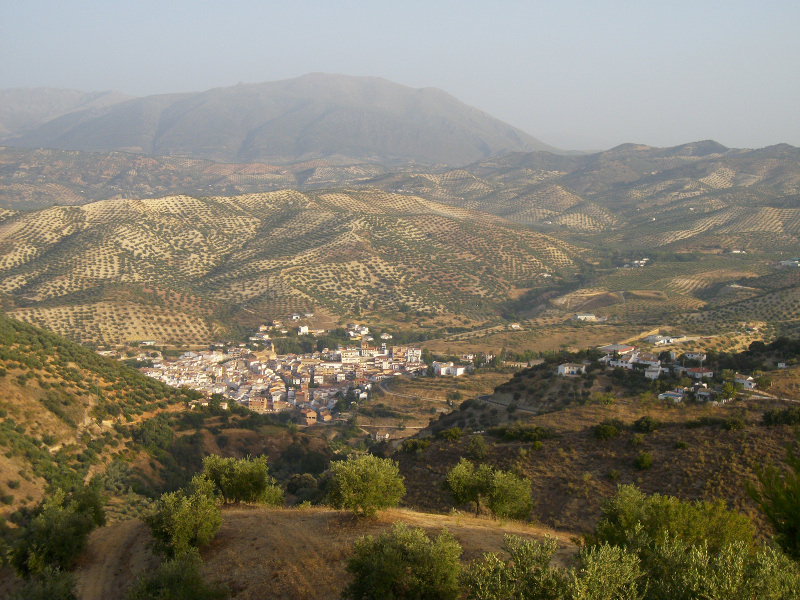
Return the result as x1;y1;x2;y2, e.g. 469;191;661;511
71;506;575;600
0;312;201;516
0;190;580;344
0;74;556;166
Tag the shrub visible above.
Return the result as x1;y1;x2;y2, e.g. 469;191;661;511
466;434;488;460
633;416;660;432
634;452;652;470
607;469;620;481
628;434;643;448
462;535;566;600
723;416;745;431
144;476;221;557
202;455;283;505
593;485;755;553
749;442;800;560
593;420;623;440
5;567;77;600
342;523;461;600
327;455;405;517
532;440;543;451
436;427;463;441
675;440;689;449
126;549;228;600
10;484;105;576
401;438;430;454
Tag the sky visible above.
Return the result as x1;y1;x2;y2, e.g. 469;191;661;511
1;0;799;151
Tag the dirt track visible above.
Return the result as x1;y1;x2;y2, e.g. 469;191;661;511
75;518;159;600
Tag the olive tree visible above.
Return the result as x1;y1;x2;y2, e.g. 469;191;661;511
327;455;405;517
202;454;283;505
343;523;461;600
446;458;532;519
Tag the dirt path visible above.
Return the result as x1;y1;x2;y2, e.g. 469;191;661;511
75;518;159;600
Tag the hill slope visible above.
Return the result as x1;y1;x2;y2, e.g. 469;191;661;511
0;190;580;344
1;74;556;165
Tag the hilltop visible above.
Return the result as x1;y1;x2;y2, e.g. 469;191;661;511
0;74;555;166
72;506;575;600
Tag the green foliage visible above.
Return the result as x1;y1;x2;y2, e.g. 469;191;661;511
462;535;567;600
594;419;624;440
463;536;643;600
446;458;532;519
762;407;800;426
5;566;78;600
126;549;228;600
628;434;644;448
634;452;652;470
327;455;405;517
436;427;463;441
401;438;430;454
144;476;221;557
569;544;644;600
10;483;105;577
633;416;659;433
489;422;552;442
592;485;755;555
467;434;488;460
202;455;283;505
749;443;800;560
342;523;462;600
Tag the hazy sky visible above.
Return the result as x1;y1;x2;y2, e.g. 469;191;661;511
2;0;799;151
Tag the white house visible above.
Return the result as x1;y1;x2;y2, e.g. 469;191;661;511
433;361;466;377
644;367;663;380
573;313;597;322
297;325;309;335
557;363;586;376
734;373;757;390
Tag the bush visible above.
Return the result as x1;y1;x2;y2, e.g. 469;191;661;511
5;567;77;600
466;435;488;460
633;416;659;433
202;455;283;505
462;535;566;600
723;416;745;431
401;438;430;454
144;476;221;557
446;458;532;519
674;440;689;450
10;484;105;576
342;523;461;600
436;427;462;441
634;452;652;470
126;549;228;600
749;442;800;560
593;485;755;554
327;455;405;517
628;434;643;448
593;420;623;440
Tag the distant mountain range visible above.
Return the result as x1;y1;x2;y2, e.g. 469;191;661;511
0;74;556;166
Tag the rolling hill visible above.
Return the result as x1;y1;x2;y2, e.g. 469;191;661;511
0;74;556;166
0;190;580;344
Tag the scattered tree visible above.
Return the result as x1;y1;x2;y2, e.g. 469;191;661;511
343;523;461;600
327;455;405;517
202;455;283;505
446;458;532;519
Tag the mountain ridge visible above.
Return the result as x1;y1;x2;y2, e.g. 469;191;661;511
0;73;557;166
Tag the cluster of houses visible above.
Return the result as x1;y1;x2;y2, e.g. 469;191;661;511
557;343;760;403
140;331;427;424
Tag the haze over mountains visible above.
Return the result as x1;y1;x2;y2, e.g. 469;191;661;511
0;73;557;166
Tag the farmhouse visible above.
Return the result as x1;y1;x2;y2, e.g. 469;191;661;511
734;373;757;390
557;363;586;376
658;389;686;402
432;361;466;377
573;313;597;322
686;367;714;380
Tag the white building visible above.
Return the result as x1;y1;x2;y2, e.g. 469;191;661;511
557;363;586;376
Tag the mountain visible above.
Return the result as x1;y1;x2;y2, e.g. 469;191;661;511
0;74;557;166
0;88;131;137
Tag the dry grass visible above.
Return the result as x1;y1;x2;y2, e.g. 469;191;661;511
70;506;576;600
